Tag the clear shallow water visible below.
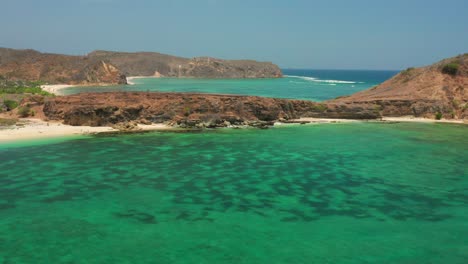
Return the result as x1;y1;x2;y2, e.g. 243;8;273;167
62;69;398;101
0;123;467;263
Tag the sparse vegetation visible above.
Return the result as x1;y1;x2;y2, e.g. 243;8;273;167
402;67;415;75
374;105;382;113
0;118;17;126
17;105;33;117
3;99;19;110
311;103;328;112
184;107;192;117
334;95;351;99
435;112;443;120
401;67;416;82
0;77;53;96
441;63;459;76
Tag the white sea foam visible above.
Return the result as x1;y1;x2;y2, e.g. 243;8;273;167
286;75;317;81
314;79;356;84
286;75;358;84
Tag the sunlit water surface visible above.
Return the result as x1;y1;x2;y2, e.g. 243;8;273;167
0;123;467;263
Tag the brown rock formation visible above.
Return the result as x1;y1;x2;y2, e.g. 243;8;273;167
41;92;375;128
329;54;468;119
0;48;283;85
0;48;127;85
87;51;283;78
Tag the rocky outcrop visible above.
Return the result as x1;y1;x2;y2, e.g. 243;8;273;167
42;92;376;128
0;48;127;85
0;48;282;84
87;51;283;78
329;54;468;119
79;61;127;84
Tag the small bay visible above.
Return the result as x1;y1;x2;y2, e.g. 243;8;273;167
62;69;398;101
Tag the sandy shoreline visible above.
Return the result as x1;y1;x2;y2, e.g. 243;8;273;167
380;116;466;124
0;119;172;143
127;76;161;85
41;83;125;96
290;117;466;124
40;76;156;95
41;84;75;95
0;116;465;143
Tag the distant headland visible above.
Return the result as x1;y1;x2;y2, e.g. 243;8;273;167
0;47;283;86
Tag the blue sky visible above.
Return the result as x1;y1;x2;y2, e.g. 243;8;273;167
1;0;467;70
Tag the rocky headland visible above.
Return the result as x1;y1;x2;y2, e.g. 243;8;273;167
88;50;283;79
40;92;355;129
0;48;283;86
38;54;467;129
1;54;466;139
328;54;467;119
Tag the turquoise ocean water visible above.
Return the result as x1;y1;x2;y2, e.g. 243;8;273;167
1;70;467;263
62;69;397;101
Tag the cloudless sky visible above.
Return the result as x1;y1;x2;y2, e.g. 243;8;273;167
0;0;467;70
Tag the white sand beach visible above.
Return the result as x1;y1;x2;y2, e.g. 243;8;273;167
380;116;466;124
285;118;360;124
287;116;466;125
126;75;161;85
0;119;173;142
1;116;465;143
40;84;75;95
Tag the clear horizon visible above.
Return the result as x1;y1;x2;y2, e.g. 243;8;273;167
1;0;466;70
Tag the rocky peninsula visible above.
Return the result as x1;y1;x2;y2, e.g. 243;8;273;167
0;48;282;86
0;53;466;141
329;54;467;119
40;92;367;129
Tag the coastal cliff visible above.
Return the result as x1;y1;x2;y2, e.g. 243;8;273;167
88;51;283;78
21;54;468;128
3;53;467;128
0;48;127;85
328;54;468;119
0;48;283;85
42;92;352;128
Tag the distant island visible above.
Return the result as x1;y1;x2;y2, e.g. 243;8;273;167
0;48;283;86
0;50;466;141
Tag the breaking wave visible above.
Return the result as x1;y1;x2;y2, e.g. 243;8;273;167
286;75;360;84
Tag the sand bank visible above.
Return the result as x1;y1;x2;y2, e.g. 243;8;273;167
287;116;466;125
41;82;125;95
40;76;157;95
127;75;161;85
380;116;466;124
41;84;75;95
284;118;360;124
1;116;465;143
0;119;172;143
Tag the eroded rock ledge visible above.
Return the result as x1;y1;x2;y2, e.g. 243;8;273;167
41;92;380;129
